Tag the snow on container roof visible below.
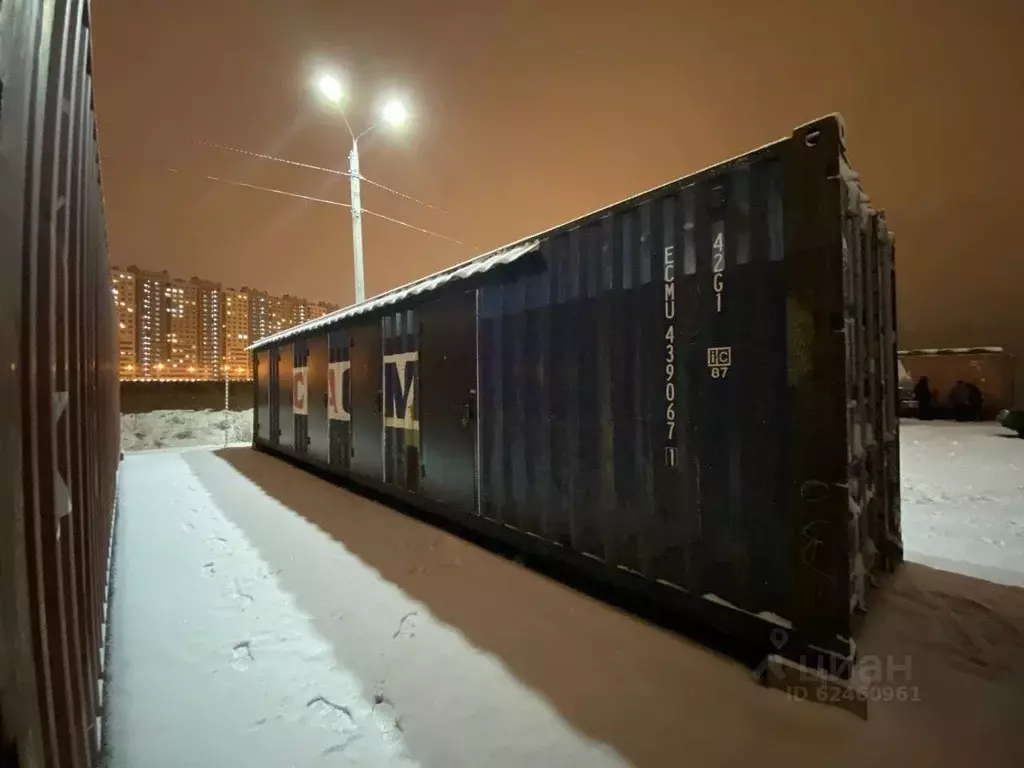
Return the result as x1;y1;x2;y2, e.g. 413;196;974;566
248;239;541;350
898;347;1006;356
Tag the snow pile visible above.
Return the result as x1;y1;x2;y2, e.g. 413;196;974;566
120;409;253;452
901;421;1024;586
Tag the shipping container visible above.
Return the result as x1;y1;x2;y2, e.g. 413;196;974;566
250;114;901;681
1;1;119;767
899;347;1015;418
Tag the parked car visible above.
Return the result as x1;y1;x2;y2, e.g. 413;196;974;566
998;409;1024;437
899;347;1015;420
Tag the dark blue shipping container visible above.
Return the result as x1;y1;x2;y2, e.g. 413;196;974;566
250;115;901;683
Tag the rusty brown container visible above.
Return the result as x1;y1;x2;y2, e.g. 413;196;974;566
0;2;118;766
900;348;1015;419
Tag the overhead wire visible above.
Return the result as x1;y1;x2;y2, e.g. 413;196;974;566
198;173;469;247
190;139;450;214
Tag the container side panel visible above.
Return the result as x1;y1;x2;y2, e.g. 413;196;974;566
419;290;478;515
610;211;646;574
478;287;503;527
576;221;605;559
783;118;851;647
881;234;902;564
520;260;546;535
269;347;280;442
840;167;903;625
307;335;329;461
647;195;688;593
383;310;420;492
740;159;791;613
277;344;294;448
256;350;271;441
478;156;793;618
350;321;384;481
293;340;308;454
328;330;353;469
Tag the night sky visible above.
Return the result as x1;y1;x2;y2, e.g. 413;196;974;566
91;0;1023;375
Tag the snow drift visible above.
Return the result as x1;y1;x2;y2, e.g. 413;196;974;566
120;409;253;452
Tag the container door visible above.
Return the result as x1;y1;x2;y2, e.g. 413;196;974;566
383;309;421;493
256;349;271;441
307;335;329;461
269;349;280;442
294;341;309;453
419;289;478;515
328;330;353;469
277;343;294;448
350;322;383;481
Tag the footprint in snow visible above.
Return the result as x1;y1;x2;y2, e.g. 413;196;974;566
372;692;404;744
231;641;254;671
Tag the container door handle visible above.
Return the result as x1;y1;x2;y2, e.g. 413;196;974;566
460;396;476;428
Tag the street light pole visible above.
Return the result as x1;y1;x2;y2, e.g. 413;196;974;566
348;140;366;304
314;72;410;307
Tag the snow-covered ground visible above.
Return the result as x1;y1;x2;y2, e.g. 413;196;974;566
120;409;252;452
900;420;1024;586
102;425;1024;767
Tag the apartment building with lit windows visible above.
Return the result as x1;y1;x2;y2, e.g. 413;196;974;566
247;289;273;344
268;294;297;336
224;288;252;379
290;296;309;327
165;278;200;377
309;301;335;321
127;266;171;377
194;277;224;378
110;268;138;376
109;267;336;379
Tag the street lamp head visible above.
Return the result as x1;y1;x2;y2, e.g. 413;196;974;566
316;73;345;105
381;98;409;128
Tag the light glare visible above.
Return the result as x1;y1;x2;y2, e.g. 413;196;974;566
382;99;409;128
317;74;344;104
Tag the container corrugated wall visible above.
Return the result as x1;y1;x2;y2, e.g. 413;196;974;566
478;154;792;613
250;114;900;674
0;2;118;766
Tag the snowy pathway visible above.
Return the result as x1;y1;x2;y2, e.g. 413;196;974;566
103;445;1024;767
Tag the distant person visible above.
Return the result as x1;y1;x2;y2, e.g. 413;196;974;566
914;376;934;420
950;380;970;421
966;382;984;421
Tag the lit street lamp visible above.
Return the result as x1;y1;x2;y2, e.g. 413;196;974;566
315;72;410;304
